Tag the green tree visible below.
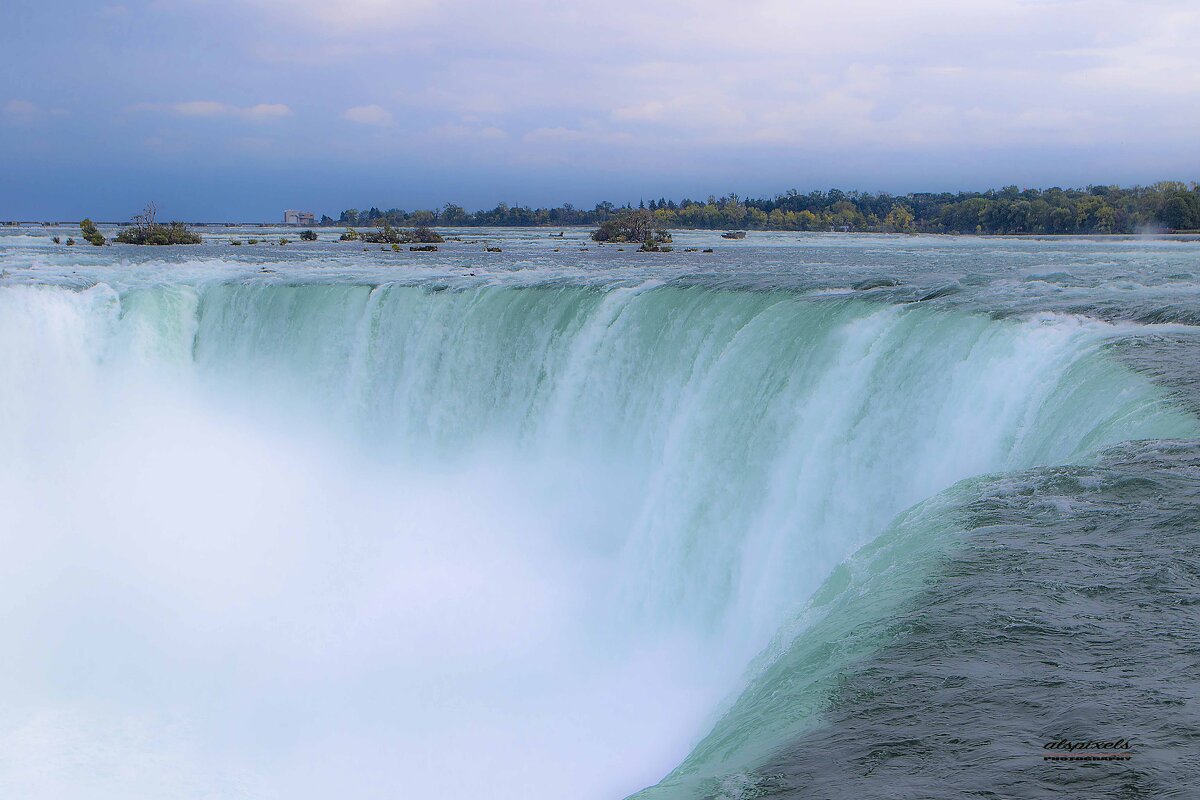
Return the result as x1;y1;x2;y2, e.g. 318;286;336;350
591;209;670;244
79;218;105;246
1161;195;1197;230
113;203;201;245
884;204;914;231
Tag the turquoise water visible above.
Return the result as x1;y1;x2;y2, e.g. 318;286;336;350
0;228;1197;799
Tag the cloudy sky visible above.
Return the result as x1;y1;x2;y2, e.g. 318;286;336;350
2;0;1198;220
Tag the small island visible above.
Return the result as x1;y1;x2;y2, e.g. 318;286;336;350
342;221;445;245
591;209;672;251
113;203;202;245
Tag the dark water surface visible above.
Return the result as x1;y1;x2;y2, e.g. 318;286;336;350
749;440;1200;799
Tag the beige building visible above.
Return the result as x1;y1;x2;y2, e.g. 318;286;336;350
283;210;316;225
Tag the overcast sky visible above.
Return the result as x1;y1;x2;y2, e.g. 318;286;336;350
2;0;1198;220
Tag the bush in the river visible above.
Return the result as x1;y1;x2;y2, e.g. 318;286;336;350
52;236;61;244
113;204;201;245
299;230;318;241
65;237;76;245
361;221;400;244
247;238;259;245
592;209;671;248
79;218;105;246
410;244;438;251
411;225;444;243
230;240;243;246
278;238;289;245
360;221;446;245
362;220;408;244
339;227;360;241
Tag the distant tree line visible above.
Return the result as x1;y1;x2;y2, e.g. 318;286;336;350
326;182;1200;234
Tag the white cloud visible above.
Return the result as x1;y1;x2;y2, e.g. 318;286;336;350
172;100;230;116
121;0;1200;176
426;123;508;141
342;104;393;126
4;100;37;116
226;0;440;32
136;100;295;121
244;103;293;120
2;99;67;123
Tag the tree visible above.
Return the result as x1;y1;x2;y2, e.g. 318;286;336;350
79;218;105;246
884;204;914;231
361;220;406;244
319;181;1196;236
1076;196;1116;233
113;203;201;245
591;209;670;244
411;226;444;243
440;203;468;225
1161;195;1197;231
132;202;158;235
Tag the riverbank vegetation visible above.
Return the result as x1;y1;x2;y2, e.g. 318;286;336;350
328;182;1200;235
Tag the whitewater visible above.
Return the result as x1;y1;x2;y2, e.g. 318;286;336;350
1;228;1198;799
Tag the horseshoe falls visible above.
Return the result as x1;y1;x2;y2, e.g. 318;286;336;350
1;231;1199;800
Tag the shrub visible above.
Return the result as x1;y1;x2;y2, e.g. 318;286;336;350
339;228;360;241
299;229;318;241
115;223;201;245
592;209;671;247
411;226;444;243
360;222;446;245
66;237;76;245
361;221;398;244
113;204;201;245
278;238;289;245
230;240;243;246
52;236;61;244
79;218;105;246
362;220;408;244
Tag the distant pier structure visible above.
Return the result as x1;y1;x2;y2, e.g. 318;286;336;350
283;209;316;226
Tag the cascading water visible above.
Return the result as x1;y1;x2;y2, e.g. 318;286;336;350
0;237;1196;799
